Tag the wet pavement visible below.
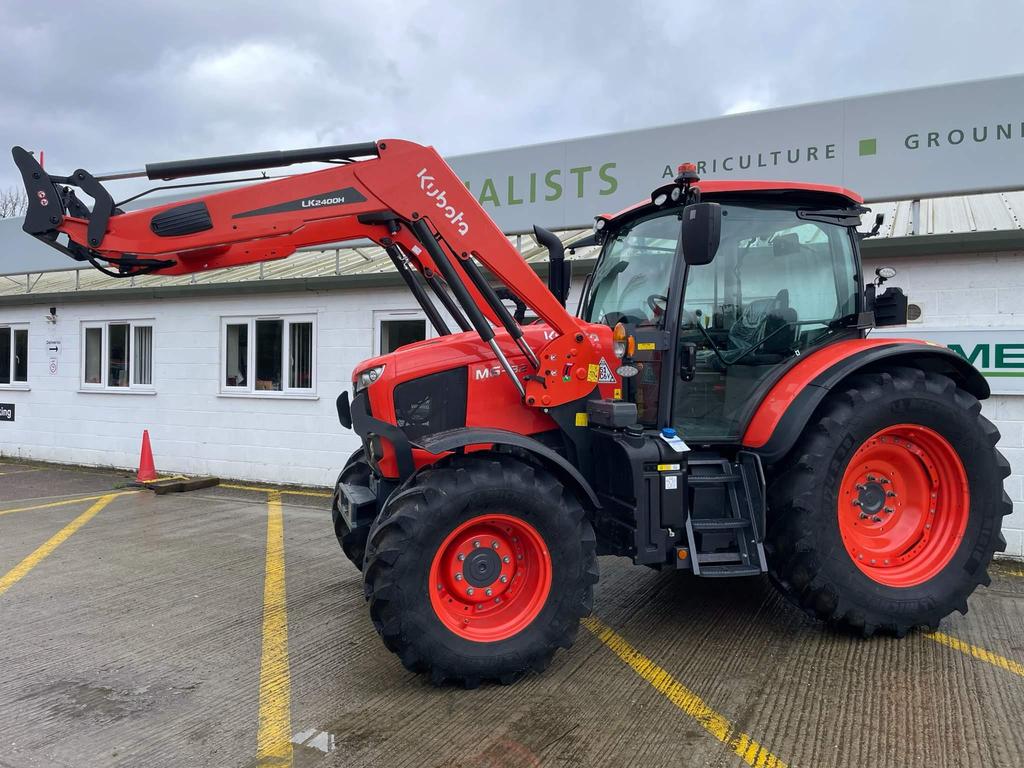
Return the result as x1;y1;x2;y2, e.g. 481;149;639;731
0;459;1022;768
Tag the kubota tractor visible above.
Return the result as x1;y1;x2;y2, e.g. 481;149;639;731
13;140;1010;686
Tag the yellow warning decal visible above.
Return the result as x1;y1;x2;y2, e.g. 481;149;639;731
587;364;599;383
613;388;622;400
637;342;656;351
575;412;589;427
657;463;681;472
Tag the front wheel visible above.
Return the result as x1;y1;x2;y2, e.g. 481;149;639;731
766;367;1011;636
363;453;598;686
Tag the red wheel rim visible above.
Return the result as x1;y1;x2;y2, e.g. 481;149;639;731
429;514;552;642
838;424;969;588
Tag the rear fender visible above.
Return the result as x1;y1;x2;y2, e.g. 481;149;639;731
743;339;989;464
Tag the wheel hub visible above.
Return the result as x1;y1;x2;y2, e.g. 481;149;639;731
463;547;502;587
856;480;887;515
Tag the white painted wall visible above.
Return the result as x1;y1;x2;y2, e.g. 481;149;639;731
0;286;422;486
863;250;1024;558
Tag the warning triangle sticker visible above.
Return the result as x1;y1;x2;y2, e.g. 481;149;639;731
597;357;617;384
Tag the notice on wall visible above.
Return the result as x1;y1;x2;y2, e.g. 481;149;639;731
872;328;1024;395
0;403;14;422
45;337;61;377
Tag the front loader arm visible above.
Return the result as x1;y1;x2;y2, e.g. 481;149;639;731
12;139;600;406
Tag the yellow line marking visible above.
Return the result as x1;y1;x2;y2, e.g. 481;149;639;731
0;490;138;517
926;632;1024;678
222;483;331;499
1004;567;1024;578
256;490;292;766
582;616;787;767
0;493;120;598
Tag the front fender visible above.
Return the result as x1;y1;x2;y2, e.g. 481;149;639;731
413;427;601;509
743;338;989;464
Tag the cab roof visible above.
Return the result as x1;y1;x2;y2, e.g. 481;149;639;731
602;180;864;224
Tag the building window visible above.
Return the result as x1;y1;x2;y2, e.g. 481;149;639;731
0;324;29;387
374;311;432;356
221;315;315;395
81;320;154;391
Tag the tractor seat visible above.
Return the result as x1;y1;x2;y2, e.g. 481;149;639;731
728;294;797;364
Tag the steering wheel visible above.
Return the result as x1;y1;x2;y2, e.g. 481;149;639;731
647;294;668;318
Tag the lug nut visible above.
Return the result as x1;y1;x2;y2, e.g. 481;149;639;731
502;555;510;564
491;540;499;550
485;588;493;596
859;512;869;520
455;573;463;581
467;587;474;596
499;575;508;583
473;540;481;548
886;491;897;498
867;475;877;482
883;507;894;514
852;499;862;507
856;484;867;492
871;515;882;523
457;553;466;561
880;478;890;484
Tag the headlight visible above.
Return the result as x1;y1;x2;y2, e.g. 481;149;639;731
354;364;385;392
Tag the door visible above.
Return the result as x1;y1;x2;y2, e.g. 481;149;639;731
671;203;860;443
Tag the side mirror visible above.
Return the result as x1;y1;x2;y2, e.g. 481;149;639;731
680;202;721;266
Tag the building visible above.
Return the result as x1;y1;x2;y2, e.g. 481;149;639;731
3;74;1023;557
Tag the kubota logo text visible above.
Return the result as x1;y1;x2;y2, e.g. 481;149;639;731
417;168;469;236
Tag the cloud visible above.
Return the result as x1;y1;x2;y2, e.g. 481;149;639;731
2;0;1023;195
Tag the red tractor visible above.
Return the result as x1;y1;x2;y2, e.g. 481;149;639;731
13;140;1010;686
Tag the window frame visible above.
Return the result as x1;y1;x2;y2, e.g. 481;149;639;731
79;319;155;393
219;313;317;398
0;323;30;389
373;310;435;356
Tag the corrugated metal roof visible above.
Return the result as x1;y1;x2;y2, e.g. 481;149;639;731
858;191;1024;237
2;190;1022;298
0;230;600;297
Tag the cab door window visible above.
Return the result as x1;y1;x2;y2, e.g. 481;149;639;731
673;204;859;441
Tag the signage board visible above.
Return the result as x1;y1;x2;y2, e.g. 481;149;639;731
872;327;1024;395
0;403;14;422
449;74;1024;232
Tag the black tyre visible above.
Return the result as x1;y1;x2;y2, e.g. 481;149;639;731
331;450;371;571
766;367;1011;636
362;452;598;686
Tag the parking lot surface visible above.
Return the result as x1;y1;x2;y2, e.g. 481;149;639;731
0;459;1022;768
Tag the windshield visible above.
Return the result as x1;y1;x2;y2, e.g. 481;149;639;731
583;213;680;326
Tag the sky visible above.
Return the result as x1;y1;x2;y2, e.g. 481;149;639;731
2;0;1023;193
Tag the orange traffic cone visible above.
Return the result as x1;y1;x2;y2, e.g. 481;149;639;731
136;429;158;482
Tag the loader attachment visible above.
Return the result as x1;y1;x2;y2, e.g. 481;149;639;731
11;146;176;276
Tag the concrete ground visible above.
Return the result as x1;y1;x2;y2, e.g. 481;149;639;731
0;460;1022;768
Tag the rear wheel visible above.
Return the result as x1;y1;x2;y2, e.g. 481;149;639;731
331;450;371;570
363;453;598;686
766;367;1011;636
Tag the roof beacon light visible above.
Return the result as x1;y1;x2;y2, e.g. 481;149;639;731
675;162;700;186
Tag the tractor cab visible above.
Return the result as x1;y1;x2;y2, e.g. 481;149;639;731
582;171;882;447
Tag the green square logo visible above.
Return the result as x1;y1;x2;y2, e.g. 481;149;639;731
859;138;877;156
